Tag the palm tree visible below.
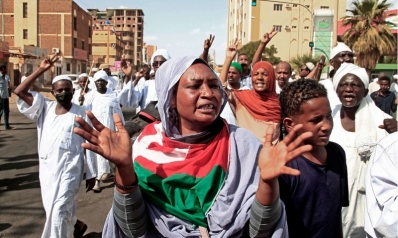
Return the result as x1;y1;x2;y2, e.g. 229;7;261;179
289;53;321;73
342;0;397;72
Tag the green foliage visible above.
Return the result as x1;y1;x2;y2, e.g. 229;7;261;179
383;56;397;64
289;53;321;72
342;0;397;71
238;41;281;65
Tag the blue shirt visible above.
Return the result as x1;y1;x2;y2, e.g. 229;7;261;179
279;142;349;238
370;90;396;114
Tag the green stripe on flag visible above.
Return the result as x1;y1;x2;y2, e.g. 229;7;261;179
134;162;227;227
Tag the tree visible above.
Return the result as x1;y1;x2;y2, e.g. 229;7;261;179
289;53;321;73
342;0;397;72
238;41;281;65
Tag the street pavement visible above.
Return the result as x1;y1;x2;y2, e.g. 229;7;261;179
0;96;137;238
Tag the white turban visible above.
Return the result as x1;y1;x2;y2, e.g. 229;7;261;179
93;70;108;82
79;73;88;78
52;75;72;84
150;49;171;66
92;67;99;72
330;42;353;60
333;63;369;90
305;62;315;71
393;74;398;79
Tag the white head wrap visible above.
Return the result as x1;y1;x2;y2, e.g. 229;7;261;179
333;63;369;90
92;67;99;72
52;75;72;84
150;49;171;66
305;62;315;71
93;70;108;82
393;74;398;79
79;73;88;78
330;42;353;60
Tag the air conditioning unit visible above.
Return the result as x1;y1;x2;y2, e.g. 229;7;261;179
52;48;60;54
285;25;290;29
285;3;291;7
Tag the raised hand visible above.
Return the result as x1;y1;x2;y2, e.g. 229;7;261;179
40;54;59;71
74;111;132;167
261;27;278;44
204;34;215;50
226;38;239;59
258;125;313;182
379;118;398;134
121;59;135;79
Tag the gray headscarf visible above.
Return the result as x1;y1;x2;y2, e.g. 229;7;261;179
155;56;228;138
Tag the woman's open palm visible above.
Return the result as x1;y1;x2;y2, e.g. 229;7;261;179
74;111;132;167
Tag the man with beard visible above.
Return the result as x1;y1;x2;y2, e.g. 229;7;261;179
275;61;292;94
83;70;125;192
14;55;97;238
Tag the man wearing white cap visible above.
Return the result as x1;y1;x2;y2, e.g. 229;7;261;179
14;55;97;238
329;62;396;238
99;64;119;91
83;70;125;192
72;73;92;106
88;67;99;90
298;62;315;80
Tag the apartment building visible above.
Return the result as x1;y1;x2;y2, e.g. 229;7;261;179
91;29;125;67
0;0;92;85
227;0;346;61
89;8;144;66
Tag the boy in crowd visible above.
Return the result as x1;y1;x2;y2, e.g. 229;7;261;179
263;79;349;237
370;75;397;115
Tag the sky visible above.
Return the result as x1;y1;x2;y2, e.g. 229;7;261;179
74;0;398;65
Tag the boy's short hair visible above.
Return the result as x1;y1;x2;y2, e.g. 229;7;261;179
378;75;390;84
279;78;328;119
0;65;6;71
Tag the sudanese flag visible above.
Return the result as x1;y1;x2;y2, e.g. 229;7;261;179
133;121;230;228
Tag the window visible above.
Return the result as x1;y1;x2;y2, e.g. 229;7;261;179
127;17;131;20
82;41;85;50
273;25;282;32
66;63;71;71
88;26;91;38
108;17;112;20
117;17;120;20
138;17;142;23
321;6;329;9
23;3;28;18
138;25;142;31
293;4;298;7
138;32;142;37
305;5;310;8
73;17;77;30
74;38;77;47
89;44;92;55
274;4;282;11
292;26;297;29
304;26;309;29
23;29;28;39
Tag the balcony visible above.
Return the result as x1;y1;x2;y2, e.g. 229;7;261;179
124;45;133;50
124;54;133;59
115;26;133;32
122;36;134;42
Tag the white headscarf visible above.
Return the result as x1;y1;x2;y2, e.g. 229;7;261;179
330;42;353;59
333;63;369;90
155;56;227;138
93;71;108;82
52;75;72;84
150;49;171;66
79;73;88;79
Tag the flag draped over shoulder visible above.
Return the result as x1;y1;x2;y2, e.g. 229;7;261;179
133;121;230;228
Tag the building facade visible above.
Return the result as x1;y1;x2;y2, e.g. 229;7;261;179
91;29;125;67
89;8;144;66
0;0;92;85
227;0;347;61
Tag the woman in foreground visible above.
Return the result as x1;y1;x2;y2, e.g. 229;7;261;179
74;56;313;237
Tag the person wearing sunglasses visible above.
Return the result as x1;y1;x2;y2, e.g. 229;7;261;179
118;49;171;112
298;62;315;80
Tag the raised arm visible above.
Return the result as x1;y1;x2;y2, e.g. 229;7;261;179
14;54;59;106
200;34;215;63
220;38;239;86
252;28;278;66
307;56;326;82
249;125;313;236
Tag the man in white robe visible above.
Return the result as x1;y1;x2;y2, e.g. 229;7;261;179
14;56;97;238
99;64;119;92
72;73;92;106
83;70;125;192
365;131;398;238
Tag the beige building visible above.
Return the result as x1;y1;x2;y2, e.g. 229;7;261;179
91;29;125;67
227;0;346;61
0;0;92;85
89;8;144;66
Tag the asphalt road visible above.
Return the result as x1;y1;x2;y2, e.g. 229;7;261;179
0;103;137;238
